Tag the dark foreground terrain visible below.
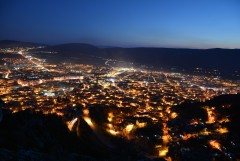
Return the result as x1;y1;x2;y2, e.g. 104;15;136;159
0;94;240;161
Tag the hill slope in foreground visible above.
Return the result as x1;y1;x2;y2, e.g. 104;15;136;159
0;94;240;160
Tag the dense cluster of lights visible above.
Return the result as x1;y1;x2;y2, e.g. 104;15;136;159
0;47;239;160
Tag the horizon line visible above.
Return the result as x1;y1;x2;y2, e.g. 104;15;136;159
0;39;239;50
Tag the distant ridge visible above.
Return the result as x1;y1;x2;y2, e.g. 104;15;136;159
1;40;240;76
0;40;45;48
41;43;240;73
42;43;99;55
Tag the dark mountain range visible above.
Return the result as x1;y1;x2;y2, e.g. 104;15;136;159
1;40;240;75
42;43;99;54
101;47;240;73
0;40;44;48
36;43;240;74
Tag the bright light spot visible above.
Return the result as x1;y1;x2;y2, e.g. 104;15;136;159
44;92;55;97
216;127;229;134
201;129;212;135
204;107;216;124
108;129;119;135
190;119;199;125
159;147;169;157
108;112;114;122
136;120;147;128
171;112;178;119
83;109;89;116
182;133;198;140
209;140;222;151
83;116;95;129
219;118;230;123
110;78;115;82
67;118;78;131
107;123;113;128
125;124;134;133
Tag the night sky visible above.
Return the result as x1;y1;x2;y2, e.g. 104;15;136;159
0;0;240;48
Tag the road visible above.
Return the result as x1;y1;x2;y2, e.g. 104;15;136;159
18;50;49;71
68;109;114;148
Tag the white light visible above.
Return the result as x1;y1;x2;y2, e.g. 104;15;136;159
110;78;115;83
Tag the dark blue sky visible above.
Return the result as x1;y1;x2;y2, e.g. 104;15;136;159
1;0;240;48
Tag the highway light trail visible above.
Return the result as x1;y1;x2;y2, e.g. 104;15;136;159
67;117;78;131
18;50;49;71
